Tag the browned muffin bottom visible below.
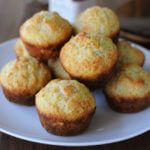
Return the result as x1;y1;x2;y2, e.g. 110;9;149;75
2;86;35;105
37;109;95;136
72;62;117;90
104;92;150;113
23;40;59;62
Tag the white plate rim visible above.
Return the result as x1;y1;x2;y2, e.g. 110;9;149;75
0;124;149;147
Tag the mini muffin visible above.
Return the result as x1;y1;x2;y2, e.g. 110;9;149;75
0;58;51;105
74;6;120;42
104;64;150;113
36;79;96;136
20;11;73;61
117;40;145;68
14;38;32;58
48;58;71;80
60;32;119;88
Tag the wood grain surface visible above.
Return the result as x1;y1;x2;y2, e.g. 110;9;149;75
0;0;150;150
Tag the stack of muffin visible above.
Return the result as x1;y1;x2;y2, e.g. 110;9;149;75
0;6;150;136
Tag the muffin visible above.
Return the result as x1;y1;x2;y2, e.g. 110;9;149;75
60;32;119;88
36;79;96;136
14;38;32;58
20;11;73;61
48;58;71;79
0;58;51;105
104;64;150;113
74;6;120;42
117;40;145;68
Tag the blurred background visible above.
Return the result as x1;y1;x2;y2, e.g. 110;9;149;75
0;0;150;47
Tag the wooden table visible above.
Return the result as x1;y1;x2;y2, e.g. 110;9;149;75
0;0;150;149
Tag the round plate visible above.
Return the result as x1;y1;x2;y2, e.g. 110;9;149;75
0;39;150;147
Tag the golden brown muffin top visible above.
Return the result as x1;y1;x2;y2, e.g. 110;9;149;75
60;32;118;80
48;58;71;80
0;58;51;95
74;6;120;38
36;79;95;121
105;64;150;99
14;39;32;58
117;40;145;67
20;11;72;48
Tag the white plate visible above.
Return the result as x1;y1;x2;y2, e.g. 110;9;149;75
0;39;150;147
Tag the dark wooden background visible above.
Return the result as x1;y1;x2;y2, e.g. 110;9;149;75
0;0;150;150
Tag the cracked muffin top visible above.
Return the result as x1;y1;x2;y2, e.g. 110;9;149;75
74;6;120;38
36;79;95;121
20;11;73;48
105;64;150;99
60;32;118;80
0;58;51;95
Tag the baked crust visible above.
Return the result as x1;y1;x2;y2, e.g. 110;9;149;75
2;86;34;106
69;58;117;89
60;32;119;88
14;38;32;58
104;64;150;112
20;11;73;61
35;79;96;135
37;108;95;136
0;58;51;105
22;39;59;62
116;40;145;68
104;92;150;113
74;6;120;40
48;58;71;80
